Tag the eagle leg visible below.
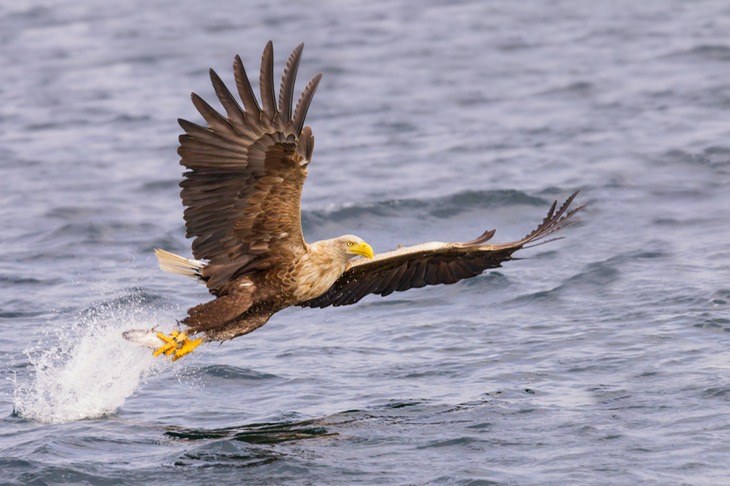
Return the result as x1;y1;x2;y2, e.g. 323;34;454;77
153;330;203;361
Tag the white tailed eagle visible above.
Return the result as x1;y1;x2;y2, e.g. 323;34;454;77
124;42;583;360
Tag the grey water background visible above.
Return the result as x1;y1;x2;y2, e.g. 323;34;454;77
2;0;730;484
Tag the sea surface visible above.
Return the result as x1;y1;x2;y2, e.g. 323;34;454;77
2;1;730;484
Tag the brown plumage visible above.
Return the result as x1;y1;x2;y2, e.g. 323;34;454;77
154;42;584;347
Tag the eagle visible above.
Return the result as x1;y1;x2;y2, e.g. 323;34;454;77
124;42;583;361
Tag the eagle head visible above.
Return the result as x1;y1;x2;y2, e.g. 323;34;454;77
338;235;374;260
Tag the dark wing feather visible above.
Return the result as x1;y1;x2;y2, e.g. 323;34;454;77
178;42;323;292
300;192;583;308
259;41;277;119
279;43;304;122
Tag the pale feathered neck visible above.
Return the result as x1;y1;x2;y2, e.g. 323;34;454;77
307;239;350;267
290;239;350;302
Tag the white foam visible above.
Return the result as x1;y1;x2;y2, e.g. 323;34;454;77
13;298;169;424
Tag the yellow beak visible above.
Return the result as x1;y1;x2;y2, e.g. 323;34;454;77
349;241;374;259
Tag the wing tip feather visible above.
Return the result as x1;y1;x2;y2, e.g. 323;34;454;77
279;43;305;122
260;41;277;116
521;190;584;245
293;72;323;134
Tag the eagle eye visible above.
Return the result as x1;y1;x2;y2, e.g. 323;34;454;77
346;241;354;247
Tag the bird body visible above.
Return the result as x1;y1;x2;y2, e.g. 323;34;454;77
149;235;373;343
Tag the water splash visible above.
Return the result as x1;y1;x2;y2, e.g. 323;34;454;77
13;294;169;424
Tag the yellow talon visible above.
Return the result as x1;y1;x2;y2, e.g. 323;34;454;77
172;337;203;362
153;330;203;361
153;331;178;357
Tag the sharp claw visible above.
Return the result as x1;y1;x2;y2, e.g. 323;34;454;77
153;332;177;357
153;343;175;357
153;330;202;361
172;338;203;362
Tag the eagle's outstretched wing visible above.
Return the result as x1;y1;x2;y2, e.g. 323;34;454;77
178;42;322;292
299;191;583;308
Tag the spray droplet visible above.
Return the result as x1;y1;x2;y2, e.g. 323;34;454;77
14;295;170;424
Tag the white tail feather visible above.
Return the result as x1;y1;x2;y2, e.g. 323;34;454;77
154;248;205;280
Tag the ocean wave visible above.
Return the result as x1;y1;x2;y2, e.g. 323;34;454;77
663;44;730;62
197;364;278;381
302;189;549;229
165;417;333;445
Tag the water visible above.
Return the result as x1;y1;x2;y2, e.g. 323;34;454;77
2;0;730;483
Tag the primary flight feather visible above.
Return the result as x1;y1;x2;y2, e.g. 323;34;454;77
124;42;583;360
